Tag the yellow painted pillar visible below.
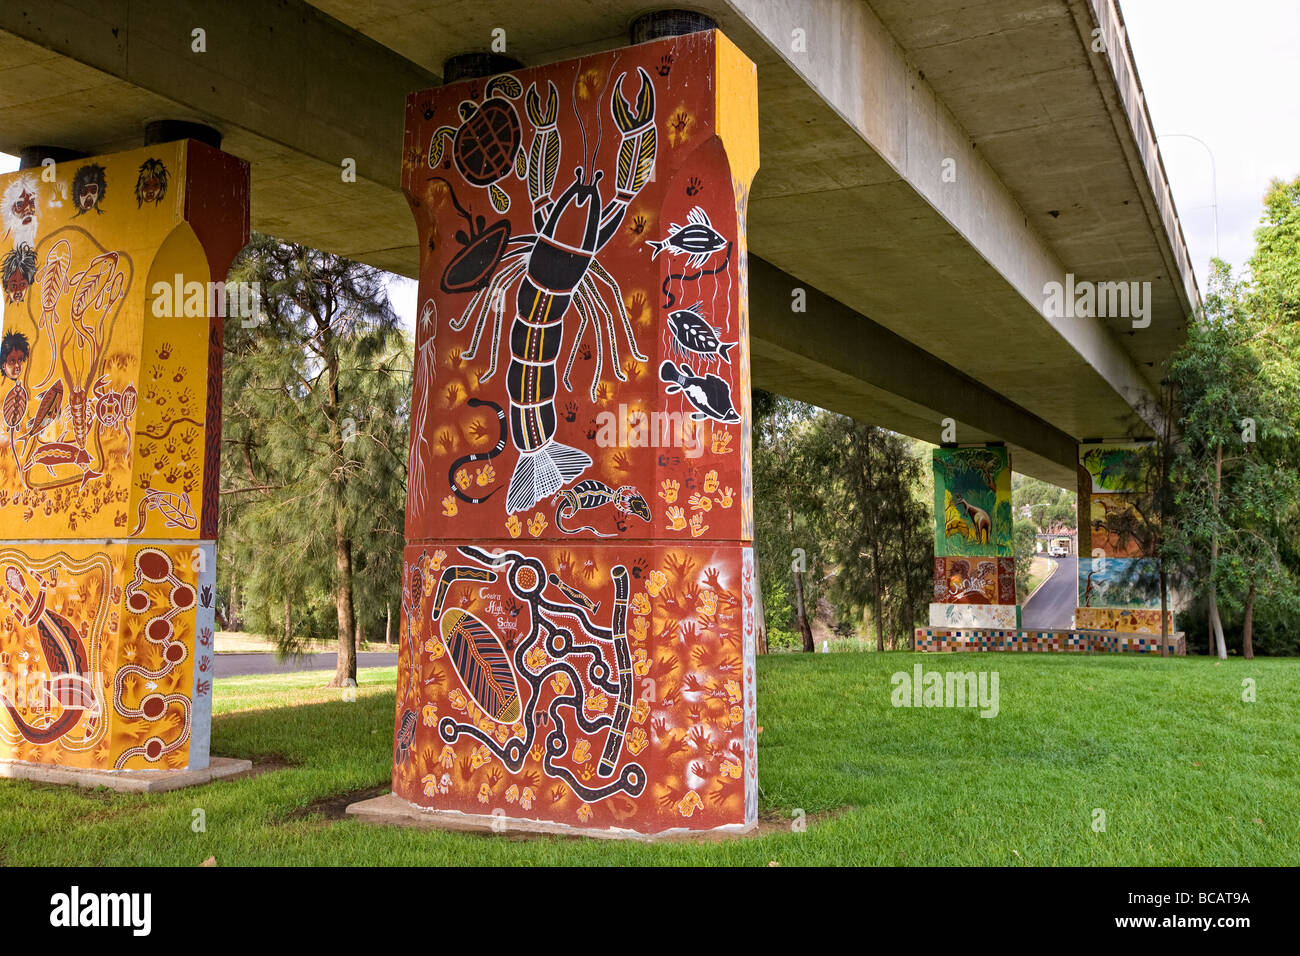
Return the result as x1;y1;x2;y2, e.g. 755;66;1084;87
0;141;248;771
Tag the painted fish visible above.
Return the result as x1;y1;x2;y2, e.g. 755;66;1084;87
22;381;62;441
3;382;25;430
646;206;727;268
28;442;102;487
659;360;740;424
667;303;736;364
440;607;521;723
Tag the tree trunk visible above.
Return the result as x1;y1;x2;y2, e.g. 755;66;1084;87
332;512;357;686
872;544;884;651
872;585;884;652
1209;591;1228;660
1159;563;1169;658
1210;445;1227;659
385;603;392;646
282;592;291;646
794;569;814;653
1242;583;1256;660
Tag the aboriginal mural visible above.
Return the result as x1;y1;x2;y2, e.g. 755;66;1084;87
397;31;759;833
0;142;248;770
929;446;1016;629
1075;442;1171;634
932;556;1015;605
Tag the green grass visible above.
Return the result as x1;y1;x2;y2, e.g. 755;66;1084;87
213;667;397;716
1;653;1296;865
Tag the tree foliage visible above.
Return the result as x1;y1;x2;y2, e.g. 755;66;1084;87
752;390;932;651
1163;175;1300;657
217;235;410;683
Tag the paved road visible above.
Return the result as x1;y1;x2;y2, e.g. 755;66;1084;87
215;652;399;678
1022;556;1077;630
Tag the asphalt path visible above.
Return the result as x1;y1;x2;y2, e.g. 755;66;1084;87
1021;556;1077;629
215;651;398;678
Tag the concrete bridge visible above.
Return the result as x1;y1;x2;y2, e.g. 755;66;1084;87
0;0;1196;488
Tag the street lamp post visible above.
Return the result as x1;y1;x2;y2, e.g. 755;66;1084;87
1157;132;1219;261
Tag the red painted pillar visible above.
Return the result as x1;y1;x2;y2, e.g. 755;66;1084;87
394;31;759;834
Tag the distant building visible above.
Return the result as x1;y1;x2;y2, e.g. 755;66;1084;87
1034;527;1076;556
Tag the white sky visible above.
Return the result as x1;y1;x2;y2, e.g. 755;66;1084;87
1121;0;1300;288
3;0;1294;320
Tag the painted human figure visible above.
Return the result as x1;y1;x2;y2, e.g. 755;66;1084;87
1;332;28;382
71;164;108;217
1;332;29;437
134;159;168;207
1;244;36;304
1;176;38;249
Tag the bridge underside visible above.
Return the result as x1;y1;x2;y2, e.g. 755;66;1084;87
0;0;1198;488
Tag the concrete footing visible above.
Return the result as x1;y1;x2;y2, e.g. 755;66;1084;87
346;792;759;842
0;757;252;793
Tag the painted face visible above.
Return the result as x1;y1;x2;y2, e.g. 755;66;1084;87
140;175;162;204
78;181;99;211
2;349;25;381
10;189;35;226
4;269;28;303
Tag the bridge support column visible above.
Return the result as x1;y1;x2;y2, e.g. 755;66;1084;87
929;446;1018;629
1075;443;1172;634
393;30;759;835
0;140;249;771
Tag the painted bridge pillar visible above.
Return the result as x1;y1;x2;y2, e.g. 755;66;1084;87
394;30;759;835
1075;442;1172;638
929;445;1018;629
0;141;249;771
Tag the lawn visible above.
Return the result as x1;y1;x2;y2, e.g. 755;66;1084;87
1;653;1295;866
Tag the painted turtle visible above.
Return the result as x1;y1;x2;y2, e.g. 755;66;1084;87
428;74;524;212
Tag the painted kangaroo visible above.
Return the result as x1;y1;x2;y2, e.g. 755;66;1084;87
952;494;991;545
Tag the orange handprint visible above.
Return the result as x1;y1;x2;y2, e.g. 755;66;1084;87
688;491;713;512
666;505;687;531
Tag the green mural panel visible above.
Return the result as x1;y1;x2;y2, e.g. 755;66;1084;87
932;446;1013;558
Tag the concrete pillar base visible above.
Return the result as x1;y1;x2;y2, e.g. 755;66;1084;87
347;791;758;842
0;755;250;793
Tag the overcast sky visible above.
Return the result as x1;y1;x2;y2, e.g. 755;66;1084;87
1122;0;1300;289
3;0;1294;324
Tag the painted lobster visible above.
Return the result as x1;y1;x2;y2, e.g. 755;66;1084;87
441;68;658;514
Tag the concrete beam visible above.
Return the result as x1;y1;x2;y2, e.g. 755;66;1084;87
749;257;1078;487
0;0;434;274
726;0;1170;440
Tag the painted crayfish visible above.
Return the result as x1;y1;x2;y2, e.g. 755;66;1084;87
442;68;658;515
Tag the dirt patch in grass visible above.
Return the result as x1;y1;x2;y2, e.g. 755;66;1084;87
287;784;390;822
